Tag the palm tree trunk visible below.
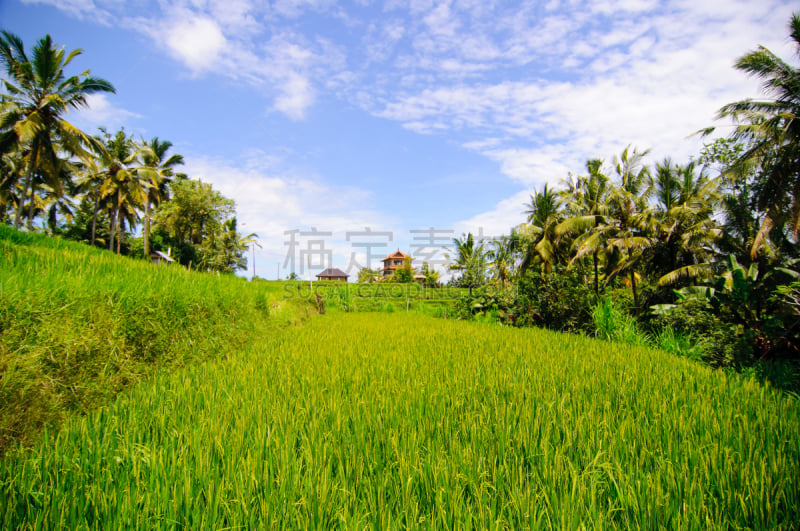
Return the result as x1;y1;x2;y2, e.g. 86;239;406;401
15;164;34;229
26;178;37;230
630;269;639;308
109;207;116;252
593;250;599;298
15;142;39;230
90;194;99;246
116;209;122;255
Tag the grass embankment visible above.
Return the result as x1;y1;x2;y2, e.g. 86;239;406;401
2;312;798;529
0;226;310;455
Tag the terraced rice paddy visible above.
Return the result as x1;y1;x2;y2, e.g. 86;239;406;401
2;313;798;529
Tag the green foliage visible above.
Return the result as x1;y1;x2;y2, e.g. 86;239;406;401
592;298;650;346
514;267;595;333
390;255;415;283
1;313;798;528
154;175;234;249
198;217;249;273
455;283;516;323
356;266;379;283
711;12;800;254
449;233;487;293
152;176;248;272
654;326;705;361
419;261;441;287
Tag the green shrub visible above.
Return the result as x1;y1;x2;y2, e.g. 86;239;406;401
514;267;595;332
592;298;650;346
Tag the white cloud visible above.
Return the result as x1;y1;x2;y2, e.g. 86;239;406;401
454;190;534;241
182;152;398;277
71;93;141;131
21;0;112;23
273;73;314;120
26;0;800;240
164;15;227;73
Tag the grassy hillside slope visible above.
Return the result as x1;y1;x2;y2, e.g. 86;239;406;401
2;312;798;529
0;226;310;454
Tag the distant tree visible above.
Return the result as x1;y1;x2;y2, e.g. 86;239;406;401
199;217;250;273
652;160;720;286
357;267;379;283
487;232;521;285
154;176;234;247
449;233;487;295
94;128;144;254
392;256;415;283
420;261;441;288
568;146;654;307
556;159;611;296
139;137;183;257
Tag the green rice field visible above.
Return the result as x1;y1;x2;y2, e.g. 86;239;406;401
2;312;798;529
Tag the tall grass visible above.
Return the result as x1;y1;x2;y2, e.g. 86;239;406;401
0;226;309;454
2;313;798;528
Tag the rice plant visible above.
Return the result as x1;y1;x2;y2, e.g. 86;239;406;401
2;313;798;529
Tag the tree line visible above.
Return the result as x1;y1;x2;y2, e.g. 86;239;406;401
447;13;800;384
0;31;253;273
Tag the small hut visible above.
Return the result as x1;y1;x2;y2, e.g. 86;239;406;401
316;267;349;281
150;249;175;265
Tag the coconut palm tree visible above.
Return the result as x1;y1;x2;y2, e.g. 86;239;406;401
708;12;800;257
556;158;612;296
0;31;114;229
449;233;487;295
487;231;521;284
73;155;106;246
95;128;145;254
652;160;721;286
520;184;563;275
139;137;184;257
0;146;25;223
568;147;654;307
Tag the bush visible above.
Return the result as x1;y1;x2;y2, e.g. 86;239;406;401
514;267;595;333
592;298;650;346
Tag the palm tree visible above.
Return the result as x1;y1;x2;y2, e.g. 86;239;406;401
708;12;800;257
95;128;145;254
652;160;721;286
0;31;114;229
556;158;611;296
199;217;252;273
520;184;563;275
614;145;653;197
449;233;486;295
139;137;183;257
0;146;25;223
569;147;654;307
487;231;521;284
74;156;106;246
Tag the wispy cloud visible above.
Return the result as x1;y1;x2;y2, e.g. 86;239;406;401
72;93;141;132
182;150;399;276
27;0;800;240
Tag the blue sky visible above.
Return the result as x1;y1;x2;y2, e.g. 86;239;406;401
1;0;795;279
